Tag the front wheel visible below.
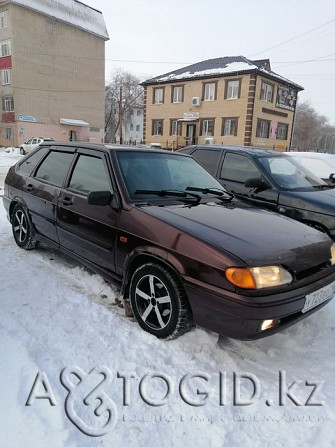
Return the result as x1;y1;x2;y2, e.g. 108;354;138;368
130;263;193;339
12;204;37;250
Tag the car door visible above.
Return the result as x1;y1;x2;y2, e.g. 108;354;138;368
218;151;280;209
20;146;75;246
188;147;223;176
56;148;118;272
24;148;74;246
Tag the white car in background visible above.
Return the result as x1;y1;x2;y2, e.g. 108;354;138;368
287;151;335;184
19;137;54;155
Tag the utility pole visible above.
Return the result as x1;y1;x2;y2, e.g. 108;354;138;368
119;86;123;145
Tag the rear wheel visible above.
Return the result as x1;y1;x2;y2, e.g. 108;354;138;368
12;204;37;250
130;263;193;339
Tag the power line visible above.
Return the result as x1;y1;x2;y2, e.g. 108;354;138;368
247;18;335;57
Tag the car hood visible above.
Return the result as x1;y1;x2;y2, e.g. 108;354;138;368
140;201;332;271
279;187;335;215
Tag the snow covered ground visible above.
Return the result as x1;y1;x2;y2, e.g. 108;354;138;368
0;147;334;446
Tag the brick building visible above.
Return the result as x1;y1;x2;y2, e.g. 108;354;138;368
0;0;109;147
141;56;303;150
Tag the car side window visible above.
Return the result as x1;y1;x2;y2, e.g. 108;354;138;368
220;153;260;183
34;151;74;186
17;147;49;176
68;155;111;195
191;149;221;175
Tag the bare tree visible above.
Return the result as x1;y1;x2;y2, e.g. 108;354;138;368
105;69;144;143
292;101;335;152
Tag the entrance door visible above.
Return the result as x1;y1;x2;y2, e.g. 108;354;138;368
186;124;196;145
69;130;77;141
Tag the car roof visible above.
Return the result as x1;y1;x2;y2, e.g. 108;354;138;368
184;144;287;157
39;141;187;156
287;151;335;158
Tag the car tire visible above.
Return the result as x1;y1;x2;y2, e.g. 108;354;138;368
130;262;193;339
12;204;37;250
20;147;26;155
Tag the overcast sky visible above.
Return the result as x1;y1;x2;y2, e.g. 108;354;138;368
92;0;335;125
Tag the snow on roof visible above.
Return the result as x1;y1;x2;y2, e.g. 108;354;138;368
143;56;303;90
157;62;258;82
6;0;109;40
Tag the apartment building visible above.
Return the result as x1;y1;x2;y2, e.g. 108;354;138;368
141;56;303;150
0;0;109;147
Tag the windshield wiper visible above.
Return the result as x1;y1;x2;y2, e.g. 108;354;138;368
186;186;233;201
135;189;201;202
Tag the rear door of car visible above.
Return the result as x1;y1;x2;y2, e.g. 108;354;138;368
56;147;118;272
20;146;75;245
218;151;280;209
186;147;223;177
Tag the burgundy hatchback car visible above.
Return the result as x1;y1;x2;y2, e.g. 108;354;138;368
3;142;335;340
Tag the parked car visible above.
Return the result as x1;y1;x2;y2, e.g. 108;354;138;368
19;137;54;155
179;145;335;239
286;151;335;184
3;142;335;340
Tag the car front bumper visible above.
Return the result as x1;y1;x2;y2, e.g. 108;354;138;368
183;272;335;340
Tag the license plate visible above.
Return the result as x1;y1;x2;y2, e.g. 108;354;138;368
302;280;335;313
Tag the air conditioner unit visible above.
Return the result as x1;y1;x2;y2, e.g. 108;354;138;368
191;97;201;106
204;137;214;145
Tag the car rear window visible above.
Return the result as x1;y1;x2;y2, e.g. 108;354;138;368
17;147;49;176
34;151;74;187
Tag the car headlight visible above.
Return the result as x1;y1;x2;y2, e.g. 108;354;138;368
226;266;292;289
331;244;335;266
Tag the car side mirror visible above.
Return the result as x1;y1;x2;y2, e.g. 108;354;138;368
329;173;335;183
245;177;270;191
87;191;112;206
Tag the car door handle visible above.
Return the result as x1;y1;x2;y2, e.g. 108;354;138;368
26;184;34;192
58;197;73;206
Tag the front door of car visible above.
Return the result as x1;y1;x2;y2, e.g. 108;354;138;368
56;150;118;273
22;147;75;246
219;152;279;209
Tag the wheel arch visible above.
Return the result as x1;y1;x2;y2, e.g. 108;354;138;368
122;251;186;300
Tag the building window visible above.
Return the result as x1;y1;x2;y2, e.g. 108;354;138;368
222;118;238;136
0;11;7;29
172;85;184;103
5;127;12;140
136;125;140;132
261;82;274;103
203;83;216;101
200;119;215;136
1;69;11;85
152;120;163;136
137;110;141;116
130;109;134;115
2;95;14;112
277;123;289;140
153;87;164;104
170;119;182;136
0;39;10;57
130;124;134;131
256;119;271;138
225;79;241;99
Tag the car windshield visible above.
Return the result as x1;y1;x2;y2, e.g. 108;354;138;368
258;155;328;190
289;155;335;179
116;151;227;200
